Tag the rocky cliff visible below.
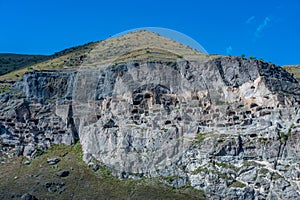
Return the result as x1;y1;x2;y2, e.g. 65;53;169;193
1;31;300;199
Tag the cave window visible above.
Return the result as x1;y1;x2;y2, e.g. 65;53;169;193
165;120;172;125
250;103;258;108
144;93;151;98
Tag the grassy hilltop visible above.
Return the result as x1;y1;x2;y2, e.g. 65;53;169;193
1;30;299;82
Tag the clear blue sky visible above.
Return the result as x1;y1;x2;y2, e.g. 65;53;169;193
0;0;299;65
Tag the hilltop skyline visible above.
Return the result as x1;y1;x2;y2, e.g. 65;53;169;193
0;0;299;66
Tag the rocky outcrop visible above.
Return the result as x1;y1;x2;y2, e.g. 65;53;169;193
0;71;77;158
1;56;300;199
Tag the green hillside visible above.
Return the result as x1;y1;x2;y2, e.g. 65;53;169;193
0;41;98;81
0;144;205;199
0;54;47;75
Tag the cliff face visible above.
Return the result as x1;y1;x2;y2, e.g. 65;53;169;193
1;56;300;199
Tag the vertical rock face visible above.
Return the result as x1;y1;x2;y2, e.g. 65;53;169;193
1;56;300;199
0;71;78;158
72;57;300;198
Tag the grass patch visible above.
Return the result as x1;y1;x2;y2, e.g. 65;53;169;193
0;84;10;93
73;141;83;159
216;162;238;171
195;133;208;143
243;160;263;168
34;148;45;157
271;172;282;180
260;168;269;175
230;181;246;188
0;144;206;199
282;65;300;79
216;101;230;106
192;166;209;175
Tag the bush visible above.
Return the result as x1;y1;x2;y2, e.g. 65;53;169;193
280;132;289;142
34;148;45;157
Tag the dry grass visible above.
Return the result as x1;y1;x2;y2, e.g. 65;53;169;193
282;65;300;79
114;47;181;64
0;30;217;81
83;30;213;69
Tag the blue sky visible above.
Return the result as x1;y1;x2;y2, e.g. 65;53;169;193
0;0;299;65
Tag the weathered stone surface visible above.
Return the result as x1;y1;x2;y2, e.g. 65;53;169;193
45;181;65;194
24;160;31;165
47;158;60;165
1;55;300;199
56;170;70;177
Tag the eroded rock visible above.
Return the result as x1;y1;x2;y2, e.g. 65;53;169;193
1;56;300;199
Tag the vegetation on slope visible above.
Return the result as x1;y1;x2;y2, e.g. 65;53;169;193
0;30;218;81
282;65;300;79
0;41;98;82
0;54;47;76
114;47;183;65
83;30;211;69
1;30;299;83
0;143;206;199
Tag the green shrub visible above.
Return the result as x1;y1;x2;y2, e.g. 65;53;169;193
196;134;207;143
0;85;10;93
35;148;45;157
280;132;290;142
248;56;256;60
